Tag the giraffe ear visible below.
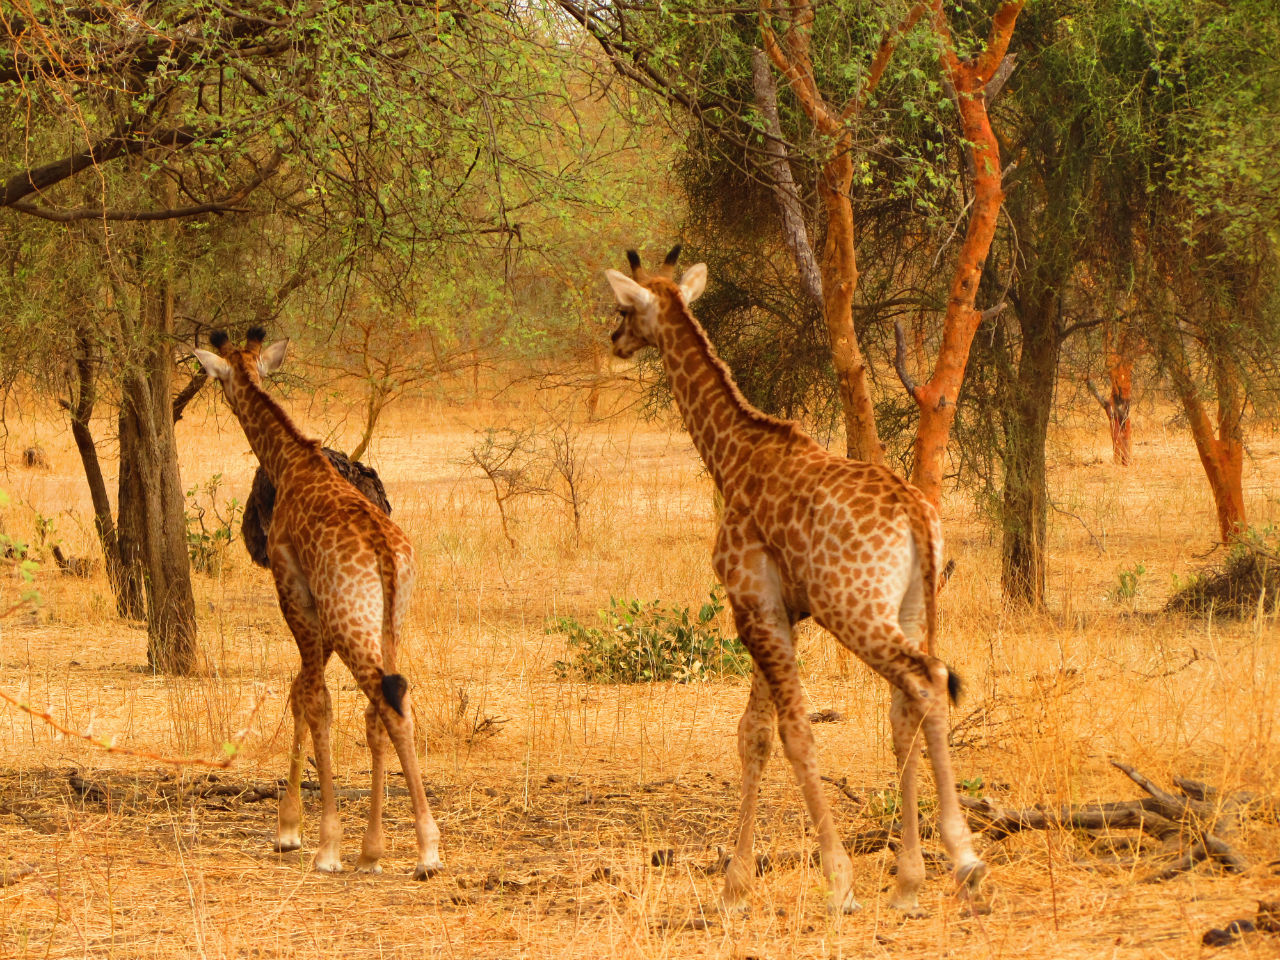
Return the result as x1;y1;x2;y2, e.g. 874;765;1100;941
678;263;708;304
192;348;231;382
258;339;289;376
604;269;654;311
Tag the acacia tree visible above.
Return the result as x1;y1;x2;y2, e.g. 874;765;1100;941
1;1;618;671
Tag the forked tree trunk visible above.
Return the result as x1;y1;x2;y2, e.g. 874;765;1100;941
63;325;146;619
903;0;1025;507
758;0;931;465
116;281;199;674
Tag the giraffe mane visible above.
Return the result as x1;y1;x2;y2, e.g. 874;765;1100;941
232;359;321;454
657;283;794;433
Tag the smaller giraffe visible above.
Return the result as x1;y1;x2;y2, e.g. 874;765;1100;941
604;248;985;915
192;328;442;879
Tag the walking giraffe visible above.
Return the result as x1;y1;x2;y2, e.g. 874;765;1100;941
192;328;442;879
604;248;985;915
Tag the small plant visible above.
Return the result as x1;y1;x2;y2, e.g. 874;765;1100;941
550;587;750;683
0;490;40;613
184;473;243;575
960;776;985;797
1110;561;1147;602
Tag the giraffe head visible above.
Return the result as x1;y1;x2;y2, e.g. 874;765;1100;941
191;327;289;414
604;245;708;359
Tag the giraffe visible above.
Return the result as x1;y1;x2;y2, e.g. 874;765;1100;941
191;328;442;879
604;248;986;916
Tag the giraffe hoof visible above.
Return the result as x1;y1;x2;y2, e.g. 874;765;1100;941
890;902;929;920
313;857;344;874
273;838;302;853
412;863;441;881
828;891;863;915
956;860;987;892
355;860;383;875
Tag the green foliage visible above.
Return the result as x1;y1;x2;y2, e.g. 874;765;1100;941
1110;562;1148;603
550;588;750;684
0;489;41;609
184;474;242;576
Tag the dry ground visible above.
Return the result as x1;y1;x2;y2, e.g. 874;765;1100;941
0;374;1278;959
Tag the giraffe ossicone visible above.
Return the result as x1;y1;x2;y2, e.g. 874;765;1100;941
604;247;987;916
191;328;443;880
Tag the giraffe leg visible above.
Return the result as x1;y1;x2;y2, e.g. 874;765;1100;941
299;674;343;873
856;630;986;906
274;673;308;852
269;550;326;858
721;667;774;913
887;687;927;916
356;701;386;873
733;596;859;915
915;666;986;902
378;684;443;879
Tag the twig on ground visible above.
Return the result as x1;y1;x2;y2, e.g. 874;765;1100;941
0;685;271;770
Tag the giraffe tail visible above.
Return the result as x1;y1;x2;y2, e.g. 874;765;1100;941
381;672;408;717
376;534;408;717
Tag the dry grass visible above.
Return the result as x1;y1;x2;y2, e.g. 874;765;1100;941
1;374;1278;959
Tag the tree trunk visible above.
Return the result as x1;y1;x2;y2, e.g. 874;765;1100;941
1105;327;1134;465
1000;295;1061;605
117;281;199;674
905;0;1025;507
818;147;883;463
1090;324;1135;465
64;326;145;619
757;3;906;465
1166;330;1247;542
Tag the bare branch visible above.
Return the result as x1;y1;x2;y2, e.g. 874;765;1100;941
984;52;1017;101
750;47;822;308
1086;378;1112;411
893;320;919;398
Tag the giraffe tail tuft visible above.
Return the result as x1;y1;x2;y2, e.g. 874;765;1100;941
381;672;408;716
946;665;962;705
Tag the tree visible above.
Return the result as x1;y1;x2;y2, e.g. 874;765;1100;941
1;1;630;670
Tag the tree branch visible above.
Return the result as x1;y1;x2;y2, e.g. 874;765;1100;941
750;46;822;308
1086;378;1112;412
894;320;919;399
983;52;1017;101
1;127;212;208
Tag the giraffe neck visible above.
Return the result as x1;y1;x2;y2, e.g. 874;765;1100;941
653;291;788;491
224;374;315;484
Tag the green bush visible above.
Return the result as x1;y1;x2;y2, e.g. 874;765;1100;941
550;587;751;683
